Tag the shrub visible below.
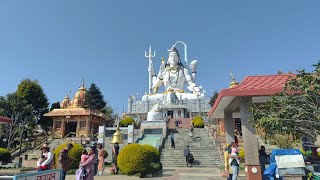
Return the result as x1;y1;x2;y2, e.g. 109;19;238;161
0;148;11;163
192;116;204;128
149;162;162;174
119;117;135;127
143;144;160;163
306;150;312;158
117;144;153;176
53;143;84;169
239;148;245;160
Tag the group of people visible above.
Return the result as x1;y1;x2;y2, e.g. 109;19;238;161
35;143;74;180
223;142;270;180
75;143;105;180
35;141;120;180
170;125;194;149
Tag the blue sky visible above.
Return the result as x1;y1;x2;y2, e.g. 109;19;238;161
0;1;319;114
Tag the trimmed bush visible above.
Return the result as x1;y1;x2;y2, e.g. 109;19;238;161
119;117;135;127
53;143;84;169
143;144;160;163
192;116;204;128
0;148;11;163
149;162;162;174
306;150;312;158
239;148;245;160
118;144;153;176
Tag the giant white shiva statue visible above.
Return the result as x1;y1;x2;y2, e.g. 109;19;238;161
127;41;211;119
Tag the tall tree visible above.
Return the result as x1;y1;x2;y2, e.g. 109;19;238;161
16;78;49;133
85;83;106;111
252;61;320;140
0;93;34;150
50;102;61;111
209;91;219;107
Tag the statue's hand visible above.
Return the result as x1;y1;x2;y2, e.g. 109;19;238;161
193;86;201;96
189;60;198;72
153;86;158;94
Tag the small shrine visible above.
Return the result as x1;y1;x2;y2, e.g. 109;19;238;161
44;82;108;138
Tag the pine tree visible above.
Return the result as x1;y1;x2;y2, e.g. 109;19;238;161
209;91;219;107
85;83;106;111
50;102;61;111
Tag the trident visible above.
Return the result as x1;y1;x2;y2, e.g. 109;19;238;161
145;45;156;94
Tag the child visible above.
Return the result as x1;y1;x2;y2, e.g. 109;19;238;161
79;149;88;178
229;147;240;165
188;153;194;166
36;155;48;171
81;149;89;163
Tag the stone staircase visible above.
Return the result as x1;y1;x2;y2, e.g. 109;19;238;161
161;128;221;168
23;137;82;160
167;118;192;129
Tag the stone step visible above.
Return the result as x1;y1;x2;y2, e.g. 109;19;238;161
161;128;221;168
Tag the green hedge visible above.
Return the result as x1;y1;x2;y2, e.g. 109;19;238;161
119;117;135;127
192;116;204;128
117;143;162;176
53;143;84;169
142;144;160;163
0;148;11;163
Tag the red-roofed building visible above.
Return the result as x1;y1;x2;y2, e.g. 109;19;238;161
208;74;294;179
0;116;12;124
209;74;294;118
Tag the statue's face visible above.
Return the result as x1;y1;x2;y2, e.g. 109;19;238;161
168;52;179;66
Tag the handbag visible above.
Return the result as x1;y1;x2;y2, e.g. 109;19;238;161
81;168;88;177
220;169;230;178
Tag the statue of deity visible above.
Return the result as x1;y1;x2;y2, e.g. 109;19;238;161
142;44;204;102
153;47;201;95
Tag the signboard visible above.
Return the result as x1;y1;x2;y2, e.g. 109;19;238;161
128;125;134;144
14;169;61;180
97;125;105;145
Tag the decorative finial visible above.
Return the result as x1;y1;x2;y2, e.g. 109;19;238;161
229;70;239;88
161;57;165;64
81;74;85;87
68;90;71;97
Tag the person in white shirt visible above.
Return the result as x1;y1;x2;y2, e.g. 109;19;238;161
37;144;53;170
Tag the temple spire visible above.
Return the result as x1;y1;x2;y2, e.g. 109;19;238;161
229;70;239;88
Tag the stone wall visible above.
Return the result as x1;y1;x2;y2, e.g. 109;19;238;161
140;121;167;137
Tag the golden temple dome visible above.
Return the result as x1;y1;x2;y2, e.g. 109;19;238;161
71;82;87;107
61;95;70;108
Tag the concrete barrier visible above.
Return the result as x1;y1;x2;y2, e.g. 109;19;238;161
13;169;62;180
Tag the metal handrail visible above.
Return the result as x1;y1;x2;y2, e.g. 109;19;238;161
62;132;77;139
33;133;56;150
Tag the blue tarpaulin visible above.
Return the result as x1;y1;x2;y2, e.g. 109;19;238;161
271;149;302;156
263;149;303;180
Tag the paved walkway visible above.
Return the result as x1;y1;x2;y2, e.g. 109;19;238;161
66;167;246;180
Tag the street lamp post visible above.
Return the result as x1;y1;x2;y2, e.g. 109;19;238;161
24;138;29;160
25;138;29;151
2;138;7;150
